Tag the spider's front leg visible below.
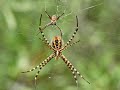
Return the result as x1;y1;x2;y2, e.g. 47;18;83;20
62;40;80;51
61;16;79;51
57;13;64;20
38;14;55;51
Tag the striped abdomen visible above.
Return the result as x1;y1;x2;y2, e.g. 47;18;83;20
52;36;62;49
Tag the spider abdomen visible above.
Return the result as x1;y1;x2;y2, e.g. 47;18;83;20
52;36;62;49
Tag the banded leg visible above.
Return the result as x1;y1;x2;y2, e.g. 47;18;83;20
36;14;44;36
36;12;51;36
38;37;53;50
61;16;79;50
21;64;41;73
39;30;55;50
62;40;80;51
72;71;78;84
60;54;90;84
21;54;54;73
39;14;55;51
60;54;78;84
34;54;55;86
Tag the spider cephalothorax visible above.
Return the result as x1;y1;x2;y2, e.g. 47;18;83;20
51;15;57;25
22;14;90;86
37;11;64;37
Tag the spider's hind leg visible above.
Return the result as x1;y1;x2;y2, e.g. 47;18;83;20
60;54;78;84
21;65;41;73
72;71;78;84
60;54;90;84
34;54;55;86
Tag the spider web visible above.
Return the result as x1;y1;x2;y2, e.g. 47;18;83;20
4;0;120;90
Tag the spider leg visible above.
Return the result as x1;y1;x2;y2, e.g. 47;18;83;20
21;54;54;73
63;40;80;51
36;14;42;36
60;54;78;84
36;14;43;36
34;54;55;86
42;22;52;31
38;14;55;51
21;64;41;73
55;24;63;37
60;54;90;84
57;13;64;20
61;16;79;51
39;29;54;50
36;22;52;36
38;38;53;50
45;11;51;19
72;70;78;84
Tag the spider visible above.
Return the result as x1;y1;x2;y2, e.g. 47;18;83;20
22;14;90;86
37;11;64;37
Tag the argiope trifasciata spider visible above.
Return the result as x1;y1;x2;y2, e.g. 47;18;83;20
37;11;64;37
22;14;90;86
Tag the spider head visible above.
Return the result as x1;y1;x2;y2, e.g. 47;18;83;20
52;36;62;60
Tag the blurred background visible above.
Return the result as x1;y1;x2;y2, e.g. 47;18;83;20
0;0;120;90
